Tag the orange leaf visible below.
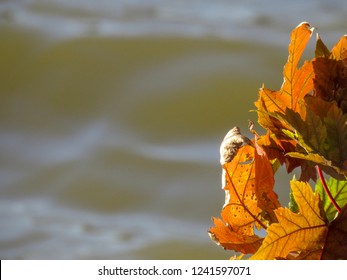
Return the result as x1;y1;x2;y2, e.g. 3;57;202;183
255;23;315;139
208;217;263;254
255;87;294;140
254;140;280;221
222;145;264;234
253;23;346;181
281;22;314;112
256;131;286;164
250;181;328;259
209;154;264;253
209;133;282;254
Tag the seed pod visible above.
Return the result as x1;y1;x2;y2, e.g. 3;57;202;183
220;127;252;165
220;127;253;191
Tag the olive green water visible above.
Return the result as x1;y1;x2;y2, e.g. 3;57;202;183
0;26;293;259
2;0;346;258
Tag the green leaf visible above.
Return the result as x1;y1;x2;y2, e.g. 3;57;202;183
276;107;327;155
288;175;299;213
286;152;332;166
279;100;347;170
289;190;299;213
315;34;330;58
306;95;347;164
315;177;347;222
324;105;347;164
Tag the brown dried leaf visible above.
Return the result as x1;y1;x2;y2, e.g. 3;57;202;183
321;205;347;259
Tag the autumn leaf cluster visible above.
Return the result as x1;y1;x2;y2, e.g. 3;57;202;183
209;22;347;260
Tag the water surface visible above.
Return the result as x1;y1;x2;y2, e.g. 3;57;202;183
0;0;346;259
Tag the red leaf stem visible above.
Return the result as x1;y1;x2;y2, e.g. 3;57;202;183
316;165;341;213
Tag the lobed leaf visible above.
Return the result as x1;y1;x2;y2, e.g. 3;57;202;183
250;181;327;260
221;145;262;234
211;23;347;259
209;142;281;254
278;107;327;154
281;22;314;112
209;145;263;254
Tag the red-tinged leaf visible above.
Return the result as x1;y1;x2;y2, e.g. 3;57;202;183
321;205;347;259
255;87;295;137
312;57;347;112
304;94;335;118
256;131;286;165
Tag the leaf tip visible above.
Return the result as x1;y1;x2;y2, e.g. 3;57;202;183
296;22;315;34
316;32;320;41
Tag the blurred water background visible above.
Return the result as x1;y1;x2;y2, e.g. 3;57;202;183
0;0;346;259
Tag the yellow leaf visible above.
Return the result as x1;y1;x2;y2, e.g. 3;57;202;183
330;35;347;60
250;181;327;259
